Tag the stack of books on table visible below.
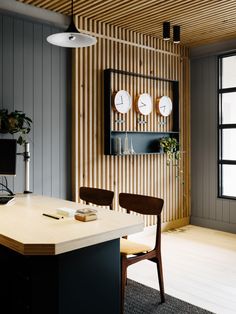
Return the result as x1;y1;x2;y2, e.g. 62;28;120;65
74;208;97;222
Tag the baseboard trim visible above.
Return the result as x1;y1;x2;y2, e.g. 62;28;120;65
161;217;190;232
143;217;190;233
128;217;190;241
140;217;190;236
191;216;236;234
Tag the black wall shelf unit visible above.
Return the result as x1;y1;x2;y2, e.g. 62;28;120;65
104;68;179;155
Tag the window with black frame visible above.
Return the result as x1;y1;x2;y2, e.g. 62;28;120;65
219;54;236;199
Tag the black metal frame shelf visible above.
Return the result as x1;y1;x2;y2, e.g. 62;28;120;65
104;68;179;155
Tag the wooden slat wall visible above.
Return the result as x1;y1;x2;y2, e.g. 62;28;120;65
72;17;190;228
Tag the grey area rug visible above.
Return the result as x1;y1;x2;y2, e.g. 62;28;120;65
125;279;214;314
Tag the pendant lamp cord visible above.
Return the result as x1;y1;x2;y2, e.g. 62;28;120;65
71;0;74;16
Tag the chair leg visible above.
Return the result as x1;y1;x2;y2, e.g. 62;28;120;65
121;256;127;314
156;255;165;303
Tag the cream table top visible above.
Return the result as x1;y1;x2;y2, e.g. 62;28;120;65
0;194;143;255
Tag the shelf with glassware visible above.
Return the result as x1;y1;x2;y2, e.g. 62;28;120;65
111;131;179;155
104;68;179;156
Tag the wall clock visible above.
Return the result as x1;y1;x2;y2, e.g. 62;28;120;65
113;90;132;114
156;96;173;117
135;93;153;115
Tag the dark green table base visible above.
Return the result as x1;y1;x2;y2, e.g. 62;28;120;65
0;239;120;314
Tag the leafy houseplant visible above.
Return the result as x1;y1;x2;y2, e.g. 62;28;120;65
160;137;180;165
0;109;32;145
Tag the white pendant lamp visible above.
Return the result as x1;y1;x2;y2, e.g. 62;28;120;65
47;0;97;48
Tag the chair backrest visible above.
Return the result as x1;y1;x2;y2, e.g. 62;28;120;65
119;193;163;216
119;192;164;250
79;187;114;210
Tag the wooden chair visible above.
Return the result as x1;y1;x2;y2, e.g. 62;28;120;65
79;187;114;210
119;192;165;313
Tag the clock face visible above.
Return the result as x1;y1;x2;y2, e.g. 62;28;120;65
135;93;152;115
113;90;132;114
156;96;173;117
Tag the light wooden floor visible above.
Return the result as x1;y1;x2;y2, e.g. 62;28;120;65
127;224;236;314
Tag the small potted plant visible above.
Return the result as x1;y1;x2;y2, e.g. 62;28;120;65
0;109;32;145
159;136;180;165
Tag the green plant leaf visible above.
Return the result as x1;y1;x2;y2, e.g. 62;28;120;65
160;136;180;164
0;109;32;145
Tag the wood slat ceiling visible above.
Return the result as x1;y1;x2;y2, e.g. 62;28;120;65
17;0;236;47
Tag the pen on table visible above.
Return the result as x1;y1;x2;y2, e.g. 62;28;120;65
42;213;64;220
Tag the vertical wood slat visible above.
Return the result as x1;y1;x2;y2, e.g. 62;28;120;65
72;18;190;227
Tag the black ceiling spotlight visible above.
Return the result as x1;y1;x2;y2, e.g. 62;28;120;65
173;25;180;44
47;0;96;48
163;21;170;41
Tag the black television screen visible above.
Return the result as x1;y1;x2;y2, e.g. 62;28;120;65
0;139;17;176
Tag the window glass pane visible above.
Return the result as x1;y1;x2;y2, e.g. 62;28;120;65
222;92;236;124
222;165;236;197
222;129;236;160
222;56;236;88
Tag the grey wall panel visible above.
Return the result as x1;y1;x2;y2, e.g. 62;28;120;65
191;58;203;219
222;199;230;223
202;58;209;219
60;48;66;198
230;201;236;224
42;25;52;196
216;199;223;222
59;46;71;199
0;12;71;200
191;55;236;233
23;20;34;192
51;36;60;198
13;18;24;193
60;47;71;199
2;15;14;190
33;23;43;195
208;58;217;221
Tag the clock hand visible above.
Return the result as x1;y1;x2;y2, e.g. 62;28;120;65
116;96;123;106
139;102;147;108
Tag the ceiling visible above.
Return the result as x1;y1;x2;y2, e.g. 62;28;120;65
17;0;236;47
